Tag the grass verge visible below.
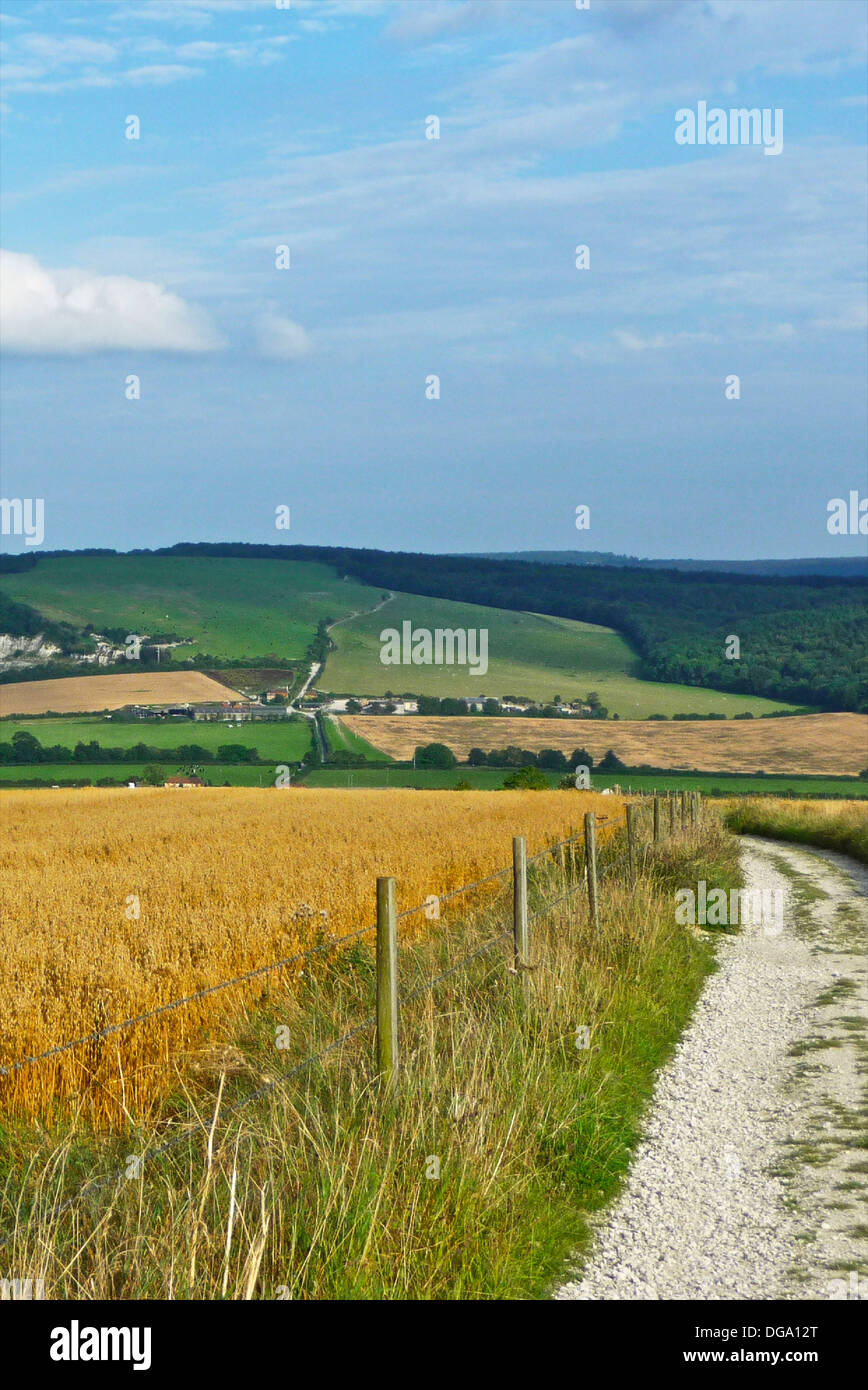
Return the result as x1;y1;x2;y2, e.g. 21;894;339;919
724;798;868;865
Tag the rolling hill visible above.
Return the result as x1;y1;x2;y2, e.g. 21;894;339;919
0;552;801;716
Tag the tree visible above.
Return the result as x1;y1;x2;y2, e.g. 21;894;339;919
598;749;626;771
10;730;43;764
414;742;457;769
504;745;528;767
467;748;488;766
217;743;257;763
537;748;568;771
502;766;548;790
568;747;594;770
346;699;362;714
141;764;164;786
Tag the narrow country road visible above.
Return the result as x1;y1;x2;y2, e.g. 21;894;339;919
555;836;868;1301
289;590;395;709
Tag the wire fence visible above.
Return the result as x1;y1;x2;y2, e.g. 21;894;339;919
0;818;615;1082
0;791;705;1246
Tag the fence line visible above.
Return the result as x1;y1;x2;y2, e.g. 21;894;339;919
0;795;703;1246
0;819;620;1081
0;920;379;1079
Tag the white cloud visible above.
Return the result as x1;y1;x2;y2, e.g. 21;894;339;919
255;311;313;360
0;249;223;354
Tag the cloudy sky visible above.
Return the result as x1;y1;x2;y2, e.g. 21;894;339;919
1;0;866;558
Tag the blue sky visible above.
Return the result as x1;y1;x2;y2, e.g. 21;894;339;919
1;0;866;558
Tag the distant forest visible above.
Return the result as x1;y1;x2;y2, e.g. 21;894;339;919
2;544;866;712
479;551;868;578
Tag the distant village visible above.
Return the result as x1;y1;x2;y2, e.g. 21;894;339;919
123;692;598;723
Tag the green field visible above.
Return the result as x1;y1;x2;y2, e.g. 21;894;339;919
323;594;800;717
303;766;868;797
1;555;377;661
321;714;393;761
0;762;300;787
0;714;313;761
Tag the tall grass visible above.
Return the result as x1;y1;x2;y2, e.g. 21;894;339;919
724;797;868;864
0;813;738;1299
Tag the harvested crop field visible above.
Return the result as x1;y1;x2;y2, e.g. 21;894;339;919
0;670;246;716
340;711;868;776
0;787;623;1124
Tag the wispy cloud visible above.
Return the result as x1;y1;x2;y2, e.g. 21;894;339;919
255;310;312;360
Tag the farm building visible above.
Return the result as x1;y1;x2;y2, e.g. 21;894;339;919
127;704;193;719
191;701;287;722
164;773;205;788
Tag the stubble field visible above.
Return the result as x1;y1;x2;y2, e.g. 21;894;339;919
0;670;246;716
340;712;868;776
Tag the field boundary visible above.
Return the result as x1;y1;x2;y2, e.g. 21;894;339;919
0;793;710;1252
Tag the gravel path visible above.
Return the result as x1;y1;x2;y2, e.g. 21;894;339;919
555;835;868;1301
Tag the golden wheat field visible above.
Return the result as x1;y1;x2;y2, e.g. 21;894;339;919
0;787;624;1125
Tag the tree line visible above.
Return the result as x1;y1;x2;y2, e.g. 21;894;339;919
0;732;264;765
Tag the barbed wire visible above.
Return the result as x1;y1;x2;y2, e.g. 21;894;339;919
0;920;377;1079
1;806;693;1248
395;865;512;926
0;810;628;1081
528;878;586;921
400;930;513;1007
5;1011;379;1244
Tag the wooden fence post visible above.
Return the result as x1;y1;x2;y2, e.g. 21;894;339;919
680;791;687;832
653;795;660;843
513;835;529;998
626;803;637;885
669;793;675;836
376;876;398;1083
584;812;600;932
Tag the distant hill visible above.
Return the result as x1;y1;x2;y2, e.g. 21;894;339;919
2;543;866;711
476;552;868;578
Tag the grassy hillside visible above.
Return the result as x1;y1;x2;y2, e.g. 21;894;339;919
324;595;797;715
0;555;377;662
2;552;802;716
